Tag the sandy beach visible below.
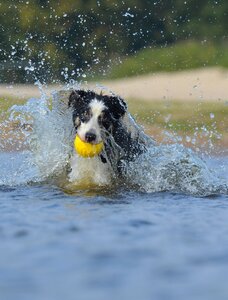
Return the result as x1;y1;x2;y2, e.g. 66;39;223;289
0;67;227;102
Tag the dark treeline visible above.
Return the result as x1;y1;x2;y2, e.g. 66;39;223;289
0;0;227;83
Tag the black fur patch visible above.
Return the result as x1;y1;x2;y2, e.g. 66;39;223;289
68;89;127;122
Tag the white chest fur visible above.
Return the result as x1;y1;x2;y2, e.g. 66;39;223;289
68;153;112;186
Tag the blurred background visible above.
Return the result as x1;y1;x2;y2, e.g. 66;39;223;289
0;0;227;83
0;0;227;153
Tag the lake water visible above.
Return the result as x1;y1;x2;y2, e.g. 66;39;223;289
0;151;228;300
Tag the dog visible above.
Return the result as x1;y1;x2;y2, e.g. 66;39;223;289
67;89;154;179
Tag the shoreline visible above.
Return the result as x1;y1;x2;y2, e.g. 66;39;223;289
0;67;227;103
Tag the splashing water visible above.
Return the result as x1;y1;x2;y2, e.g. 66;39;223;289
0;86;227;196
8;88;74;181
124;144;227;196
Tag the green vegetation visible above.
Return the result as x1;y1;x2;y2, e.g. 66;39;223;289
109;41;228;78
0;96;25;112
128;99;228;151
0;1;228;83
128;99;228;132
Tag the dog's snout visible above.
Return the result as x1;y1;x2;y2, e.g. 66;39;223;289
85;132;97;143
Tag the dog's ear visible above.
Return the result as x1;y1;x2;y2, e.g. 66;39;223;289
68;90;81;108
104;95;127;119
68;90;95;108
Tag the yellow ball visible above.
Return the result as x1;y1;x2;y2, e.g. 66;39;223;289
74;135;104;158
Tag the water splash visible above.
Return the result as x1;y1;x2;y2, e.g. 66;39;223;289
9;90;74;180
0;86;227;196
124;144;227;196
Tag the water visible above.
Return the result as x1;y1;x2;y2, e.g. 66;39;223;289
0;92;228;300
0;154;228;300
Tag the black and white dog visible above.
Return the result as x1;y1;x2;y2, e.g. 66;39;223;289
67;89;154;182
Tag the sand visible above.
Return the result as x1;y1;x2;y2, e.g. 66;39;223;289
0;67;227;102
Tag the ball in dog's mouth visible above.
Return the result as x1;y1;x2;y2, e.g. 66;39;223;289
74;135;104;158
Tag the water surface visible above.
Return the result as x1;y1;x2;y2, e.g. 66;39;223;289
1;94;228;300
0;153;227;300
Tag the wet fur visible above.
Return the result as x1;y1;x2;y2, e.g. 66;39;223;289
68;89;145;173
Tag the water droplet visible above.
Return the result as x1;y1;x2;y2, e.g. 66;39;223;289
123;12;134;18
210;113;215;119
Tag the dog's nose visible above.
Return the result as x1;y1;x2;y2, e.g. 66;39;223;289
85;132;97;143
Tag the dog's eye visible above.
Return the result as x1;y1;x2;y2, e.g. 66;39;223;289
98;115;102;125
98;113;111;129
98;113;107;125
80;112;90;123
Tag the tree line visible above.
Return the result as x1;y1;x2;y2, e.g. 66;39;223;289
0;0;227;83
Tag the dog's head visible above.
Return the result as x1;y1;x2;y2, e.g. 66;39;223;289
68;90;127;144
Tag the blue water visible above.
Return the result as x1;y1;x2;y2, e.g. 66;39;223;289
0;152;227;300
